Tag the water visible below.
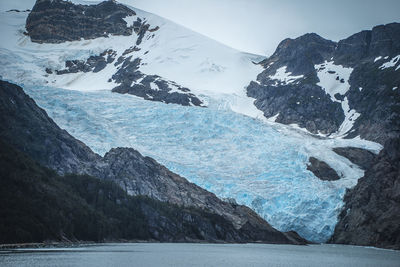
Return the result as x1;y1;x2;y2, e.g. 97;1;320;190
1;243;399;267
21;85;374;242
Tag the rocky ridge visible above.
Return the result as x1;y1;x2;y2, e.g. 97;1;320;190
1;138;287;244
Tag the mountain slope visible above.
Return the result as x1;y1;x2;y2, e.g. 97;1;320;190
0;0;265;118
0;80;305;244
247;23;400;142
330;138;400;250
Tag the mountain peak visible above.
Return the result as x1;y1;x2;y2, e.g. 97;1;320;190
260;32;336;76
273;33;335;56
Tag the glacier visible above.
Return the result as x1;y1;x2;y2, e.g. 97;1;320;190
21;84;380;243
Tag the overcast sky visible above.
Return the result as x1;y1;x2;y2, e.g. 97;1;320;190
2;0;399;56
118;0;400;56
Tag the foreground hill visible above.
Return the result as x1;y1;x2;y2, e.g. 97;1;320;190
0;139;256;243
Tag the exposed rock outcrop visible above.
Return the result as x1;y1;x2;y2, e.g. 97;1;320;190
333;147;377;170
306;157;340;181
111;56;203;106
0;80;305;244
330;138;400;250
247;33;343;134
0;81;99;175
26;0;136;43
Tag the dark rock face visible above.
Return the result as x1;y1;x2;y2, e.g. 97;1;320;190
330;138;400;250
111;56;203;106
264;33;336;74
343;59;400;144
26;0;136;43
0;80;99;174
335;23;400;66
306;157;340;181
0;80;305;245
247;81;344;134
248;23;400;141
247;34;343;134
0;139;277;244
333;147;377;170
335;23;400;144
55;50;117;75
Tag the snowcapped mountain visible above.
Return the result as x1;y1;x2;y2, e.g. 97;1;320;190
248;26;400;143
1;0;398;247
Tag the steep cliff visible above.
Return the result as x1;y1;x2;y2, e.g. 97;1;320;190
330;139;400;249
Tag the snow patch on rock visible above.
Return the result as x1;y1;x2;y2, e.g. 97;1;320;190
315;61;353;102
268;66;304;86
379;55;400;70
315;61;360;137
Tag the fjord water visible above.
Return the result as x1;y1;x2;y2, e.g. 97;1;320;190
23;85;376;243
1;243;399;267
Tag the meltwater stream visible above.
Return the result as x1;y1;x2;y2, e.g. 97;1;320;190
23;85;370;242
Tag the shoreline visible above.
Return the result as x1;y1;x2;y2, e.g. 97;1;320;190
1;241;399;252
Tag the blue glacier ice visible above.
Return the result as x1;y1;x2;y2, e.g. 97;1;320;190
22;85;364;243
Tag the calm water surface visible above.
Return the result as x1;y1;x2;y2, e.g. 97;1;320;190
1;243;399;267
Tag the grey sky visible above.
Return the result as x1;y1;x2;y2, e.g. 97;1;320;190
2;0;399;56
120;0;400;56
